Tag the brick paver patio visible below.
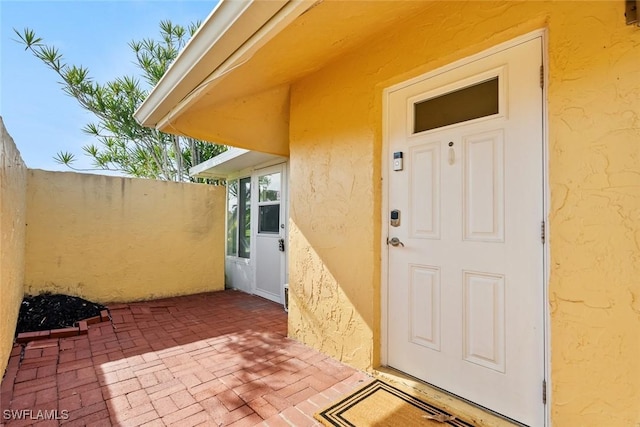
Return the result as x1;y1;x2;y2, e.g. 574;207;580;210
1;291;371;426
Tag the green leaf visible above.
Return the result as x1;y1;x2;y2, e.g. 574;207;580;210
82;144;100;157
54;151;75;165
13;28;43;48
82;123;100;135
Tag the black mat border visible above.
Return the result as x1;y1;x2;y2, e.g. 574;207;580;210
317;379;475;427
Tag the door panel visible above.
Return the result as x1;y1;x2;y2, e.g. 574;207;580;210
462;270;505;373
409;264;441;351
409;143;441;239
462;130;504;242
255;237;282;298
386;38;544;426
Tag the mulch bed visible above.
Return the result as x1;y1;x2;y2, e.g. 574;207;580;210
15;293;106;336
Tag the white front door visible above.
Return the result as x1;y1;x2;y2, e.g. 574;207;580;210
386;37;544;425
254;164;286;303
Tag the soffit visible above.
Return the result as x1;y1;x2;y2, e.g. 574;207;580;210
166;1;431;121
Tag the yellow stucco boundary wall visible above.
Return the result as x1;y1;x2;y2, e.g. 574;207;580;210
287;2;639;426
24;170;225;303
0;118;28;378
1;118;225;378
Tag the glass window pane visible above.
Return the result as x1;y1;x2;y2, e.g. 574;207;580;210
258;204;280;233
414;77;499;133
226;180;238;256
259;173;281;202
238;177;251;258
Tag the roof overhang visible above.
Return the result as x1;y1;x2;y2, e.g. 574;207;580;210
134;0;431;155
134;0;304;127
189;147;286;179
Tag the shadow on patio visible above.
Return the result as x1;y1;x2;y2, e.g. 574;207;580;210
0;291;371;426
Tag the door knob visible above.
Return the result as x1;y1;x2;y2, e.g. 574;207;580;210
387;237;405;247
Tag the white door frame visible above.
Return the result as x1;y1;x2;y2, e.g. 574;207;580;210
252;162;288;303
224;159;289;305
380;29;550;425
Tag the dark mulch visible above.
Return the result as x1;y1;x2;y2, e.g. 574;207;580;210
15;293;106;336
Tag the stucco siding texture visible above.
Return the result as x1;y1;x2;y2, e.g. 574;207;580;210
24;170;225;303
0;117;27;377
546;4;640;426
287;2;639;426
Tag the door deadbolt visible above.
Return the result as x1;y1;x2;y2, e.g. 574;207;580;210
390;209;400;227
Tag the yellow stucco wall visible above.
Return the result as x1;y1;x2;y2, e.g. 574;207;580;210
24;170;225;303
288;2;639;425
0;118;27;377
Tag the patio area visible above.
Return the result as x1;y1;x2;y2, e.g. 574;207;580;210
0;291;371;426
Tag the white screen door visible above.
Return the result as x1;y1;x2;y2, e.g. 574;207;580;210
254;164;286;303
386;37;544;426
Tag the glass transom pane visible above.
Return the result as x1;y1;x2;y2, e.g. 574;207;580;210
414;77;499;133
259;173;281;202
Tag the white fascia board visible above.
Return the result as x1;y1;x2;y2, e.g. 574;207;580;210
190;147;250;178
189;148;287;178
134;0;289;127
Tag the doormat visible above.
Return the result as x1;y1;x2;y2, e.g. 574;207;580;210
315;379;475;426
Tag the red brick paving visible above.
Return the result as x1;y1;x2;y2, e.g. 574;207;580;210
1;291;370;426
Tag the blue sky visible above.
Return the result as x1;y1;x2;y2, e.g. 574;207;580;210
0;0;217;173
